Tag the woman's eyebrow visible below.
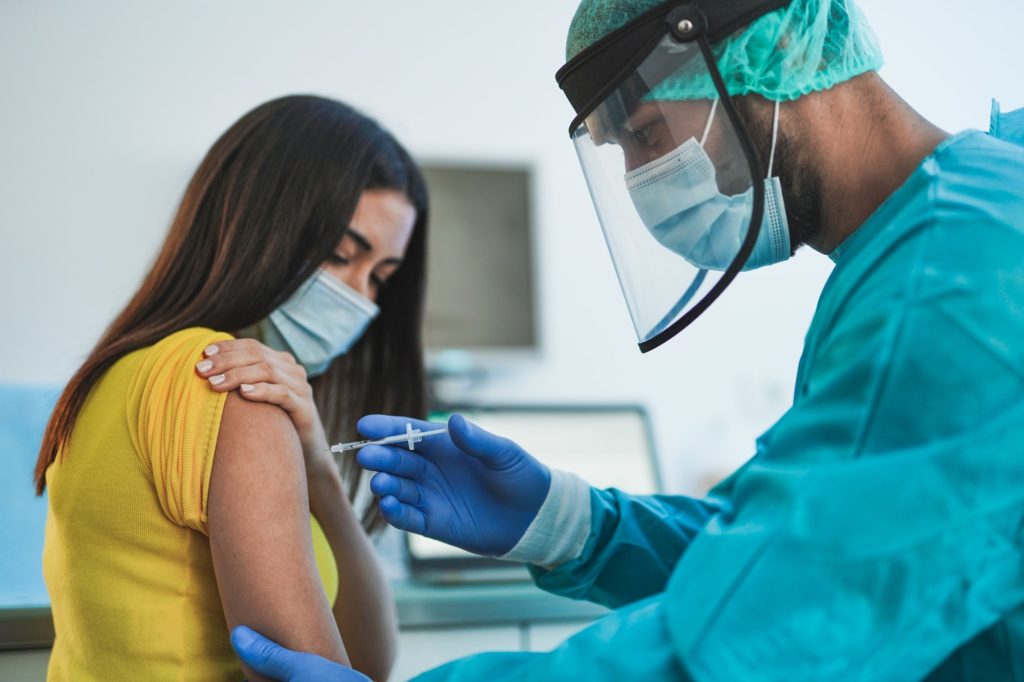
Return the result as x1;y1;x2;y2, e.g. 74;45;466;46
345;227;373;252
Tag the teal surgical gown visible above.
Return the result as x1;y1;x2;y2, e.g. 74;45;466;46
414;128;1024;680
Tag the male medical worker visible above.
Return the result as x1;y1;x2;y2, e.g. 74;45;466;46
233;0;1024;679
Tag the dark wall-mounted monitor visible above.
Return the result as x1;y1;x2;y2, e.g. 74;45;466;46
419;162;537;356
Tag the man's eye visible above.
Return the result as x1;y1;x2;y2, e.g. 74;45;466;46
632;124;654;145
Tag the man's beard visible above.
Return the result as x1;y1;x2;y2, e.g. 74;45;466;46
734;97;825;253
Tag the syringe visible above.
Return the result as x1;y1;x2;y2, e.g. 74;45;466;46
331;422;448;454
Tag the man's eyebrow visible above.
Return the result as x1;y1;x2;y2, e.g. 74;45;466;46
345;228;373;252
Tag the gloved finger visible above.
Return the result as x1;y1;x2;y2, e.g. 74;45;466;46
231;625;300;680
357;414;448;441
357;445;429;479
447;413;521;469
369;473;422;505
379;495;427;534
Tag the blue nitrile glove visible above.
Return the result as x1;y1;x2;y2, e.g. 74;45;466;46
230;626;369;682
356;413;551;557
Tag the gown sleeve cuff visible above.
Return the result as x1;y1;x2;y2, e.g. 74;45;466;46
499;468;592;568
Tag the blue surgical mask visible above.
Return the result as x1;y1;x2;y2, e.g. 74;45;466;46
261;270;379;377
625;99;790;272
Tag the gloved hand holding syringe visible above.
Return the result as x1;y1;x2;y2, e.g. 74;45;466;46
331;422;449;454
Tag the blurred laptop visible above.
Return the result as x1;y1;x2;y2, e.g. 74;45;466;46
407;405;662;584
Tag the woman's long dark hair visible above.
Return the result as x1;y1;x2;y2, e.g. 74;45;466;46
35;95;428;532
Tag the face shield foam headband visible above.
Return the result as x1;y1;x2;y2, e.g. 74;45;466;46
556;0;794;353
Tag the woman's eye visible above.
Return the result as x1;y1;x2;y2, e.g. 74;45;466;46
327;253;350;265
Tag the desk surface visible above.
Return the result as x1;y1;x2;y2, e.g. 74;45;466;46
393;579;607;629
1;580;608;650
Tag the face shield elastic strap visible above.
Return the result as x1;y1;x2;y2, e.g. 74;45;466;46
557;0;792;352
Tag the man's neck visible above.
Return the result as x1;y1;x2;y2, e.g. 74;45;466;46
799;74;948;254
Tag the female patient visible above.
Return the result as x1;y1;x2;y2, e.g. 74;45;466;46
35;95;428;681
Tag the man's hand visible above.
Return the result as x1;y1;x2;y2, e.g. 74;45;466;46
231;626;371;682
357;413;551;557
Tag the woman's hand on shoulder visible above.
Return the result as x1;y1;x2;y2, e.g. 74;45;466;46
195;339;333;478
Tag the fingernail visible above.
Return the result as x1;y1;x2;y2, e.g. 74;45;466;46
240;384;254;393
209;374;225;386
205;345;219;356
196;360;213;373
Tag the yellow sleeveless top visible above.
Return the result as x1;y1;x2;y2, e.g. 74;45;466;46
43;328;338;681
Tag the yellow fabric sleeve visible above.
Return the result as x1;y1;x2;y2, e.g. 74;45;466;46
311;518;339;606
123;326;338;602
126;327;233;535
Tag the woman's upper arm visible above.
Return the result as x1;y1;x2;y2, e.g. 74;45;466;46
208;392;347;681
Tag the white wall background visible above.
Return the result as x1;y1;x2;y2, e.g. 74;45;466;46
2;0;1022;494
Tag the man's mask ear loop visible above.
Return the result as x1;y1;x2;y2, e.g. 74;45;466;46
700;98;779;179
767;99;780;179
699;98;720;147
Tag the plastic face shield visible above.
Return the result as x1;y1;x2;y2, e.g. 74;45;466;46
557;1;788;352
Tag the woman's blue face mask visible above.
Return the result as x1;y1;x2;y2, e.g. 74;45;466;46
261;270;380;377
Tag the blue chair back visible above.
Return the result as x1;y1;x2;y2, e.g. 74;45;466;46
0;385;60;607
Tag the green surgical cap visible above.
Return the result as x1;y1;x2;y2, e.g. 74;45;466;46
566;0;884;102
